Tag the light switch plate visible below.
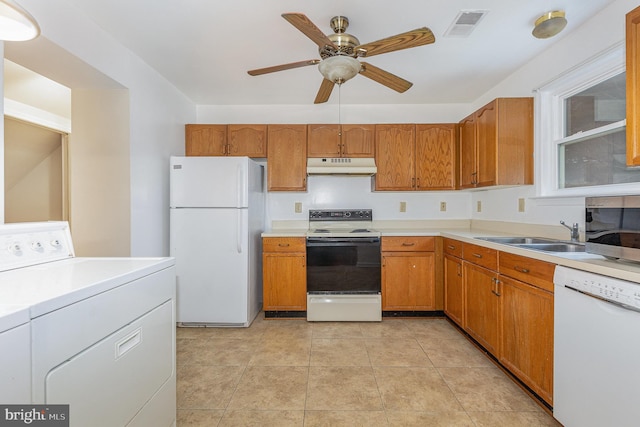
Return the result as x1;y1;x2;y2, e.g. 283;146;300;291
295;202;302;213
477;201;482;212
440;202;447;212
518;198;525;212
400;201;407;212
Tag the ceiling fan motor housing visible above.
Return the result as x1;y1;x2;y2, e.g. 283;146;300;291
320;16;360;58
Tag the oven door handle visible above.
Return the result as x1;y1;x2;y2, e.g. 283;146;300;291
306;238;381;246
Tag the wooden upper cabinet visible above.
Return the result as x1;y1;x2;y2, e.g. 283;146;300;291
415;124;458;190
458;98;533;189
185;124;266;157
228;124;267;157
267;125;307;191
307;124;375;158
185;124;227;156
341;124;375;157
374;124;415;190
627;6;640;166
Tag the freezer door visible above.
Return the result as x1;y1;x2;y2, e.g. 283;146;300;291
170;156;249;208
170;208;250;324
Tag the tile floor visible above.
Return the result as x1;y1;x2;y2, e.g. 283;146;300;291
176;315;561;426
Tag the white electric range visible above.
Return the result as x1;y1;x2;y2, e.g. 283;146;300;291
0;222;176;426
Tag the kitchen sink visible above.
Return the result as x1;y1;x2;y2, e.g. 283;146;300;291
475;236;586;253
476;236;557;245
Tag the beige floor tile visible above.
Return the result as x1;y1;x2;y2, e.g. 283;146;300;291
177;364;245;409
248;337;311;366
262;320;313;340
358;319;415;338
438;367;541;412
218;410;304;426
306;366;383;411
374;367;463;412
178;337;260;366
406;319;466;343
311;321;365;339
418;338;493;368
386;410;475;426
304;410;389;426
177;409;224;426
365;338;433;367
227;366;308;410
468;411;561;426
310;338;371;366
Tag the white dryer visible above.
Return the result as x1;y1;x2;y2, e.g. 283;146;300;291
0;222;176;426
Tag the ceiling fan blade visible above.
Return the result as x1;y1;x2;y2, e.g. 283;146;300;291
356;27;435;57
314;79;335;104
282;13;337;50
359;62;413;93
247;59;320;76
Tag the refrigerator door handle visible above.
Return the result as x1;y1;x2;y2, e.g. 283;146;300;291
236;163;246;208
237;209;243;254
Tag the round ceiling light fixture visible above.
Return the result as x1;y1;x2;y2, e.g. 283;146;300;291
532;10;567;39
318;55;361;85
0;0;40;41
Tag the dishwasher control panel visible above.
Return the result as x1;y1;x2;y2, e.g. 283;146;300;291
0;222;74;271
554;266;640;310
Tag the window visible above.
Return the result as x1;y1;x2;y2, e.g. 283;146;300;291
536;43;640;197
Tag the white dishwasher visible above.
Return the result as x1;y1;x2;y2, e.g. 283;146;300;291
554;265;640;427
0;222;176;426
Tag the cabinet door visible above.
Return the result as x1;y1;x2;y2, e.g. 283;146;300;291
307;124;341;158
267;125;307;191
382;251;435;310
627;6;640;166
262;253;307;311
228;124;267;157
341;124;375;157
475;101;497;187
185;124;227;156
464;262;500;356
500;275;554;405
444;254;464;327
415;124;457;190
459;114;476;188
374;124;416;190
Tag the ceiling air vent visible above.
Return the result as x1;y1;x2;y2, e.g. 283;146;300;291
444;10;488;38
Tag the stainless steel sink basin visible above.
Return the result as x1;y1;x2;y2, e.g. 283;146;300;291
476;236;557;244
517;243;586;253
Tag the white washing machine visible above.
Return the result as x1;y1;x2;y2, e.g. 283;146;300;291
0;222;176;426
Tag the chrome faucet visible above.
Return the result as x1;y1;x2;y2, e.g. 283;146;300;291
560;221;580;242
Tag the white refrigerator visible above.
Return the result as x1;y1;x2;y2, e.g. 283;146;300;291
169;156;265;326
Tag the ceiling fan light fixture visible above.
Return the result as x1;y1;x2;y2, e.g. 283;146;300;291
0;0;39;41
318;55;361;84
532;10;567;39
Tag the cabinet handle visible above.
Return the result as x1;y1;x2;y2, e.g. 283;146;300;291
473;253;483;258
457;265;462;276
402;242;416;246
471;172;478;185
491;277;501;297
514;266;530;274
412;177;416;187
416;177;420;188
447;245;456;250
278;243;290;247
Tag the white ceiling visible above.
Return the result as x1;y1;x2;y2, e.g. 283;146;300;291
64;0;616;105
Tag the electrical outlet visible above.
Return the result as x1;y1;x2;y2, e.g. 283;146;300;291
518;198;525;212
294;202;302;213
477;201;482;212
400;201;407;212
440;202;447;212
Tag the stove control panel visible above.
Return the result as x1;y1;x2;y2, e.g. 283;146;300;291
309;209;372;221
0;222;74;272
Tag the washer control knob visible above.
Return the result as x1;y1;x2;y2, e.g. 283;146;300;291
8;243;22;254
31;241;43;251
50;239;61;248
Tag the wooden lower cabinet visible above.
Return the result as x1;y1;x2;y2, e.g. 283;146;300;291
381;236;435;311
500;275;554;405
262;237;306;311
464;261;501;356
444;254;464;327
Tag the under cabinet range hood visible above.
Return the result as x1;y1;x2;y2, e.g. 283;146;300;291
307;157;377;176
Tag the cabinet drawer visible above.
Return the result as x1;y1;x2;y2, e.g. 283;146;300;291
499;252;555;293
443;238;463;258
463;243;498;270
263;237;306;253
382;236;435;252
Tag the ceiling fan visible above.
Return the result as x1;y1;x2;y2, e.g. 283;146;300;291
247;13;435;104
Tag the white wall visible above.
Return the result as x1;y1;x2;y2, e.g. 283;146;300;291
3;0;196;256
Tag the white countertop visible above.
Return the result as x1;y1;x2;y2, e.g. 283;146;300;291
262;221;640;284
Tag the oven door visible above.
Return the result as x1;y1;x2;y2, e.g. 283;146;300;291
306;237;381;294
